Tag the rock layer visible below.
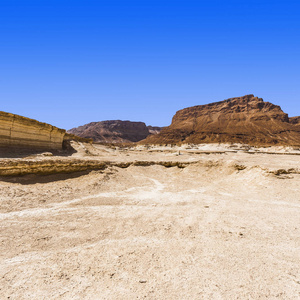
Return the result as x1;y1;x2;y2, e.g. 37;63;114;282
0;111;66;150
142;95;300;146
69;120;162;143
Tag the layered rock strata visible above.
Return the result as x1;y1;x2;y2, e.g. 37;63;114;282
142;95;300;146
0;111;66;150
0;155;299;177
0;158;195;176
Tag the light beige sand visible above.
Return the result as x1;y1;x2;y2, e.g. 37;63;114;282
0;144;300;299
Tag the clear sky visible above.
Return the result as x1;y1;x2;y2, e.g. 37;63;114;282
1;0;300;129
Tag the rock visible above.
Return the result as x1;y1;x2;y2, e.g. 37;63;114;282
38;152;54;157
0;111;66;151
289;116;300;125
141;95;300;146
147;126;163;135
68;120;162;143
139;280;147;283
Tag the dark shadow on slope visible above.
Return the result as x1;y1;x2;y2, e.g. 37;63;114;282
0;141;77;159
0;169;100;185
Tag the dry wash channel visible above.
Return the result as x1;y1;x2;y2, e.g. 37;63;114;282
0;146;300;299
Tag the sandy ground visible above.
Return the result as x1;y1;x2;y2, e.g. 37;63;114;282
0;143;300;299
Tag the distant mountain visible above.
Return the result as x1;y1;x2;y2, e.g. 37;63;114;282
289;116;300;125
147;126;163;135
68;120;163;143
141;95;300;146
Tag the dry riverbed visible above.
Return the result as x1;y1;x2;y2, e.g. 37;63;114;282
0;143;300;299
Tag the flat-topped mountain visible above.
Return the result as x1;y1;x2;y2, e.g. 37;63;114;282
142;95;300;146
68;120;163;143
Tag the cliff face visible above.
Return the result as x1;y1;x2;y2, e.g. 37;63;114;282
0;111;66;150
69;120;162;143
142;95;300;146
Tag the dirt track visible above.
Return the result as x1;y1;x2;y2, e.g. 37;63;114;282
0;144;300;299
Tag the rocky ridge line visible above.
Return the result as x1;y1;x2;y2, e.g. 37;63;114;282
68;120;163;143
0;155;299;177
142;95;300;146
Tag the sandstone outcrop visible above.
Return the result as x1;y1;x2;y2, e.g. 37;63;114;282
69;120;162;143
0;111;66;151
142;95;300;146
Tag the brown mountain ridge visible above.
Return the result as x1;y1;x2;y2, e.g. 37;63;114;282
142;95;300;146
68;120;163;143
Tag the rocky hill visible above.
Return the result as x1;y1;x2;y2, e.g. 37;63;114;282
68;120;162;143
289;116;300;125
142;95;300;146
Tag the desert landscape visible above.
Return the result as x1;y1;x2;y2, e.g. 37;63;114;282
1;95;300;299
2;0;300;298
0;143;300;299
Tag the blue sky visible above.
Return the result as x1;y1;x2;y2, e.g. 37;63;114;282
1;0;300;129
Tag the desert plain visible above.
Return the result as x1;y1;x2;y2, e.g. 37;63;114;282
0;142;300;299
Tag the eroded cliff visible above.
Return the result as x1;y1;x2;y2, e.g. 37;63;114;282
142;95;300;146
0;111;66;151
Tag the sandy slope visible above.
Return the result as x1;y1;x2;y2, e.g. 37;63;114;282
0;144;300;299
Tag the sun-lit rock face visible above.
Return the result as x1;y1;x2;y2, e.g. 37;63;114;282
142;95;300;146
68;120;162;143
0;111;66;150
147;126;163;135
